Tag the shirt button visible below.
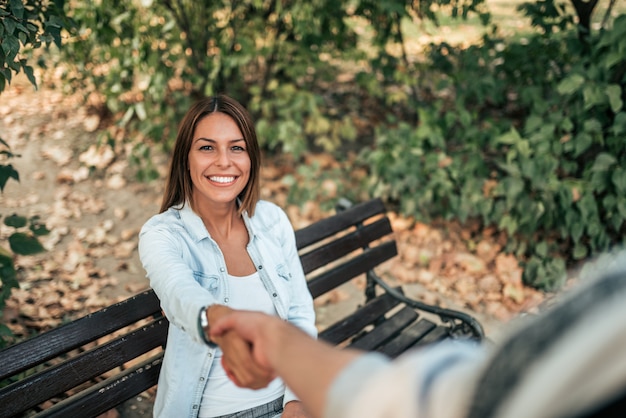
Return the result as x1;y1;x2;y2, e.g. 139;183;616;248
208;353;212;358
220;267;225;272
224;298;229;303
258;265;263;269
272;293;277;297
200;377;205;381
193;405;198;409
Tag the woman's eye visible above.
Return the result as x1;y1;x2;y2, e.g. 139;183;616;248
199;145;213;151
232;145;245;152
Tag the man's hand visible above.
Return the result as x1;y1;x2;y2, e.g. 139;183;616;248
210;310;280;372
214;329;275;389
282;400;311;418
207;306;275;389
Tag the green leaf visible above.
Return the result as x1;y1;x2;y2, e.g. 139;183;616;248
604;51;623;69
8;232;45;255
3;16;18;36
574;132;592;156
46;15;64;29
15;22;28;35
9;0;25;19
0;322;15;336
498;214;518;235
3;213;26;228
29;216;50;236
0;246;14;269
560;117;574;132
611;112;626;135
1;35;20;59
22;64;36;89
570;221;584;243
612;168;626;195
496;127;522;145
525;114;543;133
0;245;18;311
618;200;626;218
583;84;605;110
557;73;584;95
606;84;623;113
135;102;147;121
591;153;616;172
583;118;602;134
573;243;588;260
534;241;548;258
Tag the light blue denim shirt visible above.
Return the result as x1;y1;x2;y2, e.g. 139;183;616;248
138;200;317;418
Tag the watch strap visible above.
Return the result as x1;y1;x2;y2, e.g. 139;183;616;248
198;306;217;347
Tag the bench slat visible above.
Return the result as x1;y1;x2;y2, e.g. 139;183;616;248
379;320;442;358
412;326;450;347
0;319;167;417
348;307;419;351
300;217;393;274
296;199;386;249
307;241;397;299
35;354;164;418
0;290;162;380
319;292;400;345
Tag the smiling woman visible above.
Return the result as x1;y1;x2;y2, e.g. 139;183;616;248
138;95;317;418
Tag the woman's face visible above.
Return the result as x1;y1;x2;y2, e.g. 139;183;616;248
188;112;251;210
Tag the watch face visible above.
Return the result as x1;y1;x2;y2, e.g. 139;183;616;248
201;309;209;327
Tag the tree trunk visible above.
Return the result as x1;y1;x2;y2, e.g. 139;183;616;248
570;0;599;45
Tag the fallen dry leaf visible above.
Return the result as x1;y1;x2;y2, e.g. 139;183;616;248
42;146;73;166
79;144;115;169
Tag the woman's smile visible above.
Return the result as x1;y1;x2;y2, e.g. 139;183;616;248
209;175;237;184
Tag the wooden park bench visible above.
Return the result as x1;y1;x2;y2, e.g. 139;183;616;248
0;198;484;417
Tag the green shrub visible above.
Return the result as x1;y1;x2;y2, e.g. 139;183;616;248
0;0;70;93
364;10;626;290
0;139;49;348
1;1;63;345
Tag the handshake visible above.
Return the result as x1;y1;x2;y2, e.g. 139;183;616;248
207;306;290;389
205;306;361;418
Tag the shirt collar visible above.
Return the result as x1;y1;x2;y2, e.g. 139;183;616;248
179;203;208;243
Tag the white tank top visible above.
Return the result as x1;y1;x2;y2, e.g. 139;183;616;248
198;271;284;417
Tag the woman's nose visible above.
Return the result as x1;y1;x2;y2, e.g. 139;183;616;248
216;149;231;166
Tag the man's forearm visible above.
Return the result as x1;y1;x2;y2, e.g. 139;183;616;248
264;318;362;418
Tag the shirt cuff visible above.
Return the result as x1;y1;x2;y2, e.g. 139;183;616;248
283;385;299;406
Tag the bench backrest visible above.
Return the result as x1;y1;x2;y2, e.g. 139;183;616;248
0;198;396;418
0;291;166;418
297;198;395;297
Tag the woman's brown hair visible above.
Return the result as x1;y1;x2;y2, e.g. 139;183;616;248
159;95;261;216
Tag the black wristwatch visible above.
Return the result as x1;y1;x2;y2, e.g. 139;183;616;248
198;306;217;347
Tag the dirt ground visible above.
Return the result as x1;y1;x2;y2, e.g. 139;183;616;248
1;77;555;417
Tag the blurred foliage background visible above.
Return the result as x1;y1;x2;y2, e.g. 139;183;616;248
1;0;625;297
